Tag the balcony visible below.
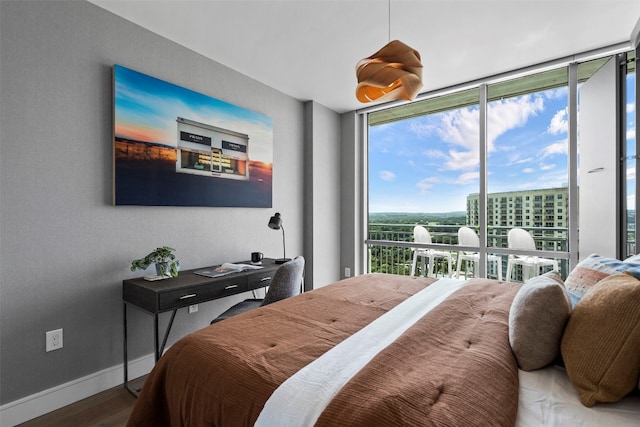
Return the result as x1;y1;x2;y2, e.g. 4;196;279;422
367;223;637;280
366;224;569;281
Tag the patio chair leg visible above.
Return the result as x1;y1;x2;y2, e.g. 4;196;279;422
411;252;418;276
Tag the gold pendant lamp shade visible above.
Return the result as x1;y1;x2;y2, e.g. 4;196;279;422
355;39;423;103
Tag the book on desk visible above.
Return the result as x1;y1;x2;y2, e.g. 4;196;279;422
193;262;263;278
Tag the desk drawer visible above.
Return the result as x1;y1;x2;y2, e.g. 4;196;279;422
158;277;248;311
248;270;274;290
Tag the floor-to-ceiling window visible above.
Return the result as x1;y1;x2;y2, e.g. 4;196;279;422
485;68;570;280
364;49;633;281
367;89;479;276
623;51;637;257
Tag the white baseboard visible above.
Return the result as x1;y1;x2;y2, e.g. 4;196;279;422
0;353;154;427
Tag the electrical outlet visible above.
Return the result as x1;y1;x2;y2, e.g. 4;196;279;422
188;304;198;314
344;267;351;277
46;329;63;352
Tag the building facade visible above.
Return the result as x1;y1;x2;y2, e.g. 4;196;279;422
466;186;569;251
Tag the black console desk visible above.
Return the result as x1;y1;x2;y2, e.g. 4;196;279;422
122;258;279;394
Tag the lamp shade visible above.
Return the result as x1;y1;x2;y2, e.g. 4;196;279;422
268;213;282;230
355;39;423;103
268;213;289;264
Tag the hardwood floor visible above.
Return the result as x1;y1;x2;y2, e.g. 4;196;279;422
17;383;140;427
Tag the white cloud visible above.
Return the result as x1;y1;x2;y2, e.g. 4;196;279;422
511;157;534;165
455;171;479;184
380;170;396;181
416;176;439;194
438;107;480;150
423;149;447;159
409;121;437;137
522;167;535;173
627;166;635;181
628;102;635;114
486;95;545;149
544;87;568;100
541;139;568;157
445;148;479;171
437;95;546;172
548;108;568;135
627;126;635;141
540;163;556;171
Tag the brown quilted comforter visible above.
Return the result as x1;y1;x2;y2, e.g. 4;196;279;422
127;274;521;426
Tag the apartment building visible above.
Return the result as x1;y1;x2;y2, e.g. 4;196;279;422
466;187;569;251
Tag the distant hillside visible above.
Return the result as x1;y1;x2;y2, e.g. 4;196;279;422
370;212;467;225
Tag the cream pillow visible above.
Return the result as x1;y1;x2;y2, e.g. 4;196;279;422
509;271;571;371
561;273;640;407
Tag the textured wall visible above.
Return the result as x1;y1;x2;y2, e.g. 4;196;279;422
0;0;334;404
303;101;343;290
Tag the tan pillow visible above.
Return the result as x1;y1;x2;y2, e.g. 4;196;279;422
561;273;640;407
509;271;571;371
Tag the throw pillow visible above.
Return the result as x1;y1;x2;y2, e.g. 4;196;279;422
561;273;640;407
564;254;640;307
509;271;571;371
623;253;640;263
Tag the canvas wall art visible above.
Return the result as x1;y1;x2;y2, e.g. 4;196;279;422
113;64;273;207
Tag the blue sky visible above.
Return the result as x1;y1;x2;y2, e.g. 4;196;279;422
368;73;636;213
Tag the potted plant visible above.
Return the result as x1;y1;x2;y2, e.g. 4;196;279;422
131;246;180;278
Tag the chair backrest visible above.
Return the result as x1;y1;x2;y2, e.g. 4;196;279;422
261;256;305;306
458;226;479;247
413;225;433;244
507;228;536;250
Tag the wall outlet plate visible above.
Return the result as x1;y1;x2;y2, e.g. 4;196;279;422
188;304;198;314
46;329;63;352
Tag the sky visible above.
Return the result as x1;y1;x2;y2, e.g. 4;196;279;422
368;73;636;213
113;65;273;163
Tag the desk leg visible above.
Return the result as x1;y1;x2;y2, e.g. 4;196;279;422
153;314;160;362
154;309;178;362
123;303;128;383
123;303;139;396
159;309;177;359
125;306;178;395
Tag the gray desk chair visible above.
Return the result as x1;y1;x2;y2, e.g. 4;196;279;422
211;256;305;324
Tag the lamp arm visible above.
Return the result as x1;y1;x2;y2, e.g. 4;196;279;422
281;224;286;259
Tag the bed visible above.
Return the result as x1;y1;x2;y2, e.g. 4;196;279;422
126;270;640;426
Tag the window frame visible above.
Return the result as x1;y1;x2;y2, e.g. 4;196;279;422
359;43;633;277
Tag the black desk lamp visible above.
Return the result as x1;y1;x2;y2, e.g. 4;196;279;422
268;212;290;264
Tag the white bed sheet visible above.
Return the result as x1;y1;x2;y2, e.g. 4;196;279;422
516;365;640;427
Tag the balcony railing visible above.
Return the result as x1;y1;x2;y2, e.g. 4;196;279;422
367;223;637;280
366;224;570;280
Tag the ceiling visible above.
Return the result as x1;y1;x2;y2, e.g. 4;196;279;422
89;0;640;113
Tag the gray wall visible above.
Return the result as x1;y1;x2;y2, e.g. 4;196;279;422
303;101;342;289
340;112;365;278
0;0;341;405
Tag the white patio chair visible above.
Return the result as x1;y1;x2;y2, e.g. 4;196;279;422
410;226;452;278
505;228;558;282
455;226;503;280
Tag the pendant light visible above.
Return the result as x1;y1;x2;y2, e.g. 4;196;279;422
355;1;423;103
